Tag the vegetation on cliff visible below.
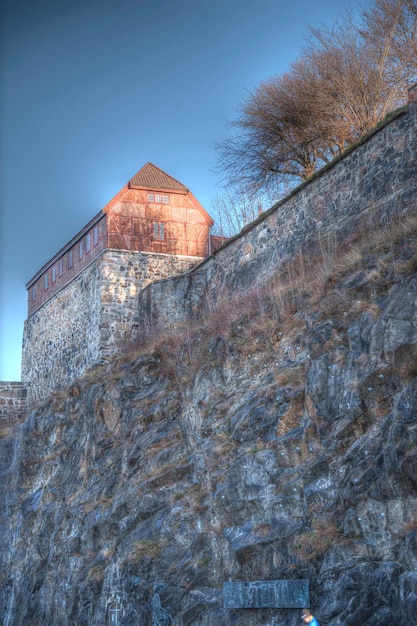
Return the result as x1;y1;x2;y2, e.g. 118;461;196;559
1;215;417;625
213;0;417;233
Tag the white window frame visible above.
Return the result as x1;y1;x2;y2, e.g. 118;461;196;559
153;222;165;240
148;193;169;204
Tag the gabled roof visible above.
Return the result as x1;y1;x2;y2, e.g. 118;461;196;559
129;162;188;192
103;162;213;225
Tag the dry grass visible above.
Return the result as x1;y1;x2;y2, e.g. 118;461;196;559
253;522;271;536
43;445;68;463
274;367;305;386
78;214;417;410
211;431;236;460
276;410;303;438
291;517;341;561
87;561;106;583
128;538;169;563
101;545;116;560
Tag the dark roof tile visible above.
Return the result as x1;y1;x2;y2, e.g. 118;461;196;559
129;162;188;191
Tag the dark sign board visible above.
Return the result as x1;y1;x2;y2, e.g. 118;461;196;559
223;580;309;609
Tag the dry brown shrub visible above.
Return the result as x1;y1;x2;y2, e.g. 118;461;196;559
104;213;417;402
128;538;169;563
211;432;236;460
253;522;270;536
292;517;341;561
276;406;303;438
87;561;106;583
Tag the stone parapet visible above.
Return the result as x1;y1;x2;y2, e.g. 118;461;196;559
139;100;417;330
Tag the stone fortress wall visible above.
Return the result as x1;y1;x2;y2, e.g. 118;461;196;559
0;383;27;424
138;89;417;331
4;85;417;420
22;251;198;404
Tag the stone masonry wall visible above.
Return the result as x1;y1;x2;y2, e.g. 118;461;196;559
22;259;103;404
22;251;200;403
0;383;27;425
138;99;417;330
97;251;200;362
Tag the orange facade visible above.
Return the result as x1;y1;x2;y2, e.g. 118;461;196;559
26;163;214;315
105;164;213;258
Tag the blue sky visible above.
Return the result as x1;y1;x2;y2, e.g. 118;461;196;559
0;0;360;381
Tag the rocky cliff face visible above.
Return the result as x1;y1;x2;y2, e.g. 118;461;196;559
1;221;417;626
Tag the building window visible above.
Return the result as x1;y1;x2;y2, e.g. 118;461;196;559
153;222;164;240
148;193;169;204
44;273;49;290
52;266;56;283
79;240;84;259
68;250;73;269
58;258;63;276
31;285;37;301
93;225;98;246
86;232;91;253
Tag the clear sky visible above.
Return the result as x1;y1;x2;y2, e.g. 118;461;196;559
0;0;361;381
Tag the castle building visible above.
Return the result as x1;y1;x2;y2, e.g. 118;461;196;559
22;163;218;403
6;83;415;416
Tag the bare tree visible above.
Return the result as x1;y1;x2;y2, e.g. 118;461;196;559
215;57;344;197
215;0;417;202
307;2;416;138
361;0;417;85
210;188;263;237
